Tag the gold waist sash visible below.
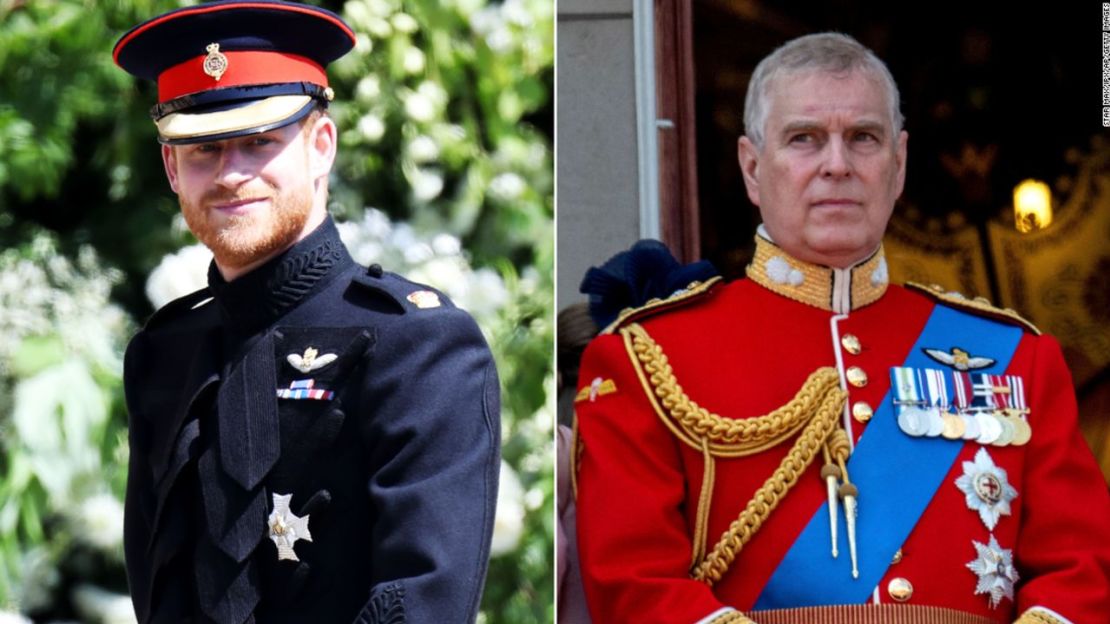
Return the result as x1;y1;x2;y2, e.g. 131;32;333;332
744;604;996;624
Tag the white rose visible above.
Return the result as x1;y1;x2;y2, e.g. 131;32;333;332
145;244;213;310
489;172;526;201
0;611;32;624
71;584;138;624
402;47;425;74
76;493;126;551
490;461;525;556
357;114;386;142
403;92;435;123
355;75;381;101
406;136;439;163
410;168;444;201
391;13;419;34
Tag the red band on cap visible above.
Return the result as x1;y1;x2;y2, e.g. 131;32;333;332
158;50;328;103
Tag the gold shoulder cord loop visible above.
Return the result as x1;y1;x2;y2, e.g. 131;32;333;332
620;322;848;586
691;436;715;567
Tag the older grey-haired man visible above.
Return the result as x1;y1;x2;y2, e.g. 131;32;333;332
572;32;1110;624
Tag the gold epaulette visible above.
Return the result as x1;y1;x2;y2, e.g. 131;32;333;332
906;282;1041;336
600;276;724;335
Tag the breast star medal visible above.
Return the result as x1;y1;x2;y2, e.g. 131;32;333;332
966;535;1019;609
955;448;1017;530
202;43;229;81
267;493;312;561
287;347;338;373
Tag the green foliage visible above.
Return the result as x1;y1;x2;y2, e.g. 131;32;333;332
0;0;553;622
327;0;553;267
0;236;132;613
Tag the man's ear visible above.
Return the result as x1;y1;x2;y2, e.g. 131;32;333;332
307;114;337;182
161;144;180;194
737;135;762;207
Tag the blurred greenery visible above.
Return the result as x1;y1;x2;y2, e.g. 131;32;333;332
0;0;553;622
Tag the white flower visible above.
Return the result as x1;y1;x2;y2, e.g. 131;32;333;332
357;114;386;142
456;268;509;317
71;584;138;624
489;172;526;201
75;493;126;550
417;81;447;107
402;46;425;74
365;0;395;17
355;75;381;102
391;12;419;33
431;233;461;256
402;243;435;265
468;6;500;35
502;0;533;27
354;34;374;54
0;611;31;624
404;92;436;122
17;547;59;612
490;461;525;556
486;27;513;54
406;135;439;163
524;487;544;511
410;257;466;293
145;243;212;309
13;360;107;506
410;168;444;201
365;16;392;38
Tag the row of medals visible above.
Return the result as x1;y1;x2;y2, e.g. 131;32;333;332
897;405;1032;446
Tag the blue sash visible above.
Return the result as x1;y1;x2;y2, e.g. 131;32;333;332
752;304;1022;608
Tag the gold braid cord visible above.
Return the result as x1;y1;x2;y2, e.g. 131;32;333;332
1014;608;1072;624
621;322;847;586
623;323;844;457
710;611;758;624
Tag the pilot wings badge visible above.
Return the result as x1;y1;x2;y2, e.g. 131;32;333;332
287;347;338;373
923;346;995;371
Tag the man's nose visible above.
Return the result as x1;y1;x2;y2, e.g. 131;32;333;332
820;136;853;178
215;146;253;188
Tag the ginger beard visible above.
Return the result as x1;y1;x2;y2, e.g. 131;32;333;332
179;174;314;271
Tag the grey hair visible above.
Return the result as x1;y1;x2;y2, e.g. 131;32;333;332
743;32;904;148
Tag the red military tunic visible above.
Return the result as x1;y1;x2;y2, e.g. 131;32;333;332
573;235;1110;624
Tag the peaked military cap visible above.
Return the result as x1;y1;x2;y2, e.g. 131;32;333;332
113;0;355;145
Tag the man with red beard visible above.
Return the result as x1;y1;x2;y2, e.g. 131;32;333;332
113;3;500;623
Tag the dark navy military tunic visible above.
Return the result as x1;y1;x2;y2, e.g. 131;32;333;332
122;217;500;623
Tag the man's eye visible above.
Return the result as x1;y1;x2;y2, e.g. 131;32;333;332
250;137;275;147
788;133;814;144
196;143;221;153
853;132;879;143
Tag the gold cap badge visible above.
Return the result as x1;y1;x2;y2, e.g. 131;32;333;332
407;290;441;309
203;43;229;81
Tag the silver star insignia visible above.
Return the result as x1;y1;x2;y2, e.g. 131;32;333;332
267;493;312;561
287;347;338;374
955;448;1018;530
966;534;1019;609
924;347;995;371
